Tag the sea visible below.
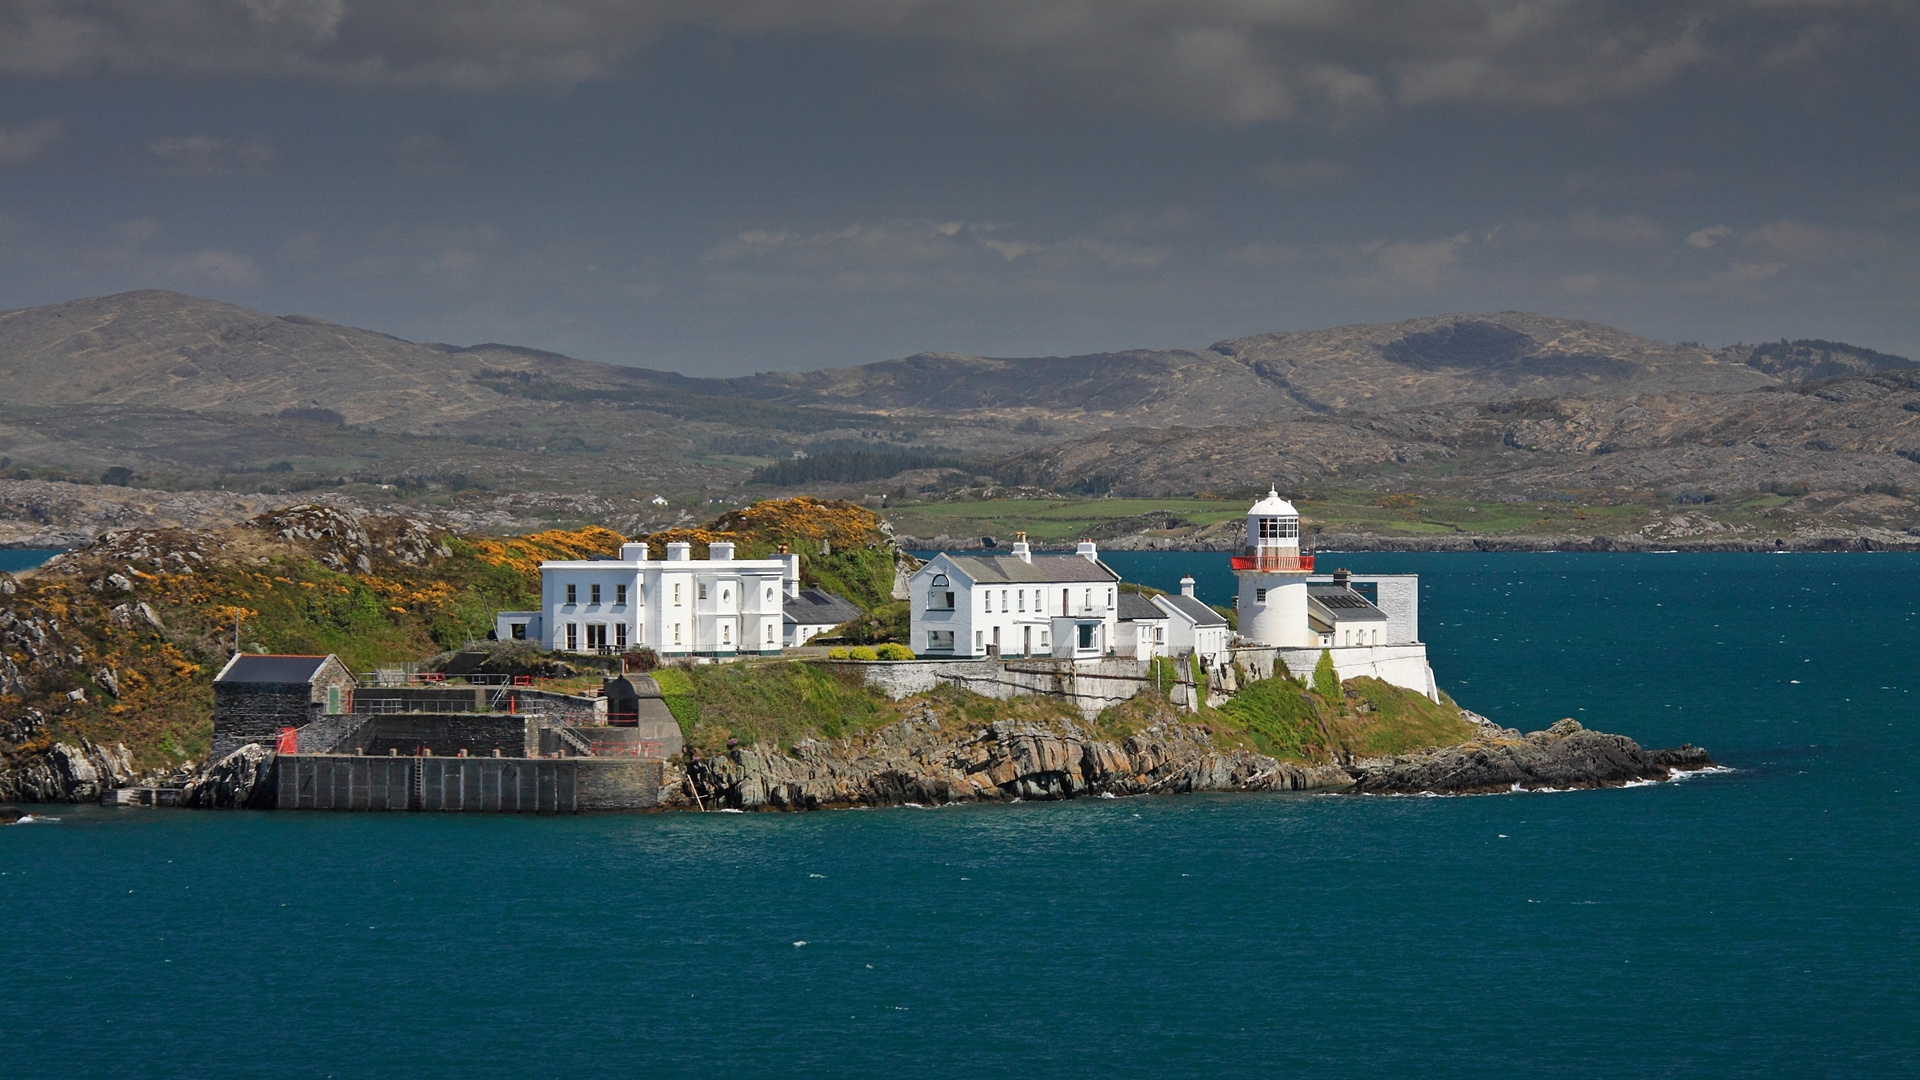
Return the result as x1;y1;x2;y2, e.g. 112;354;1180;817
2;552;1916;1079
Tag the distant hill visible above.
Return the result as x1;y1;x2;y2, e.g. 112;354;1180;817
1714;339;1920;384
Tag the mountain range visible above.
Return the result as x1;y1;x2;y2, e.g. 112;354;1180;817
3;289;1919;543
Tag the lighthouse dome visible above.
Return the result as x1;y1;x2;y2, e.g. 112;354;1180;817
1248;487;1297;517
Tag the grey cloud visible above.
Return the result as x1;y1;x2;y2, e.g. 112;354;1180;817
0;118;64;163
148;134;278;176
1258;158;1351;187
0;2;1909;120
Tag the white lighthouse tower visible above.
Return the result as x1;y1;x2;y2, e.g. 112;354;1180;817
1233;488;1315;647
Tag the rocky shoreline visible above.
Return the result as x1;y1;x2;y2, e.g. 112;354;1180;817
1;706;1712;811
662;704;1710;811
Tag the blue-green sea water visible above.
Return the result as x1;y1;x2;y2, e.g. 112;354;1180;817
4;553;1917;1078
0;549;61;574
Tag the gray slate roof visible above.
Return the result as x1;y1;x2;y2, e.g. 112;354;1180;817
1155;593;1227;627
1118;592;1168;622
784;588;864;627
940;554;1118;584
215;654;334;684
1307;585;1388;621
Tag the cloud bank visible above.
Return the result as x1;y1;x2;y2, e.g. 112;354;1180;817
0;1;1910;121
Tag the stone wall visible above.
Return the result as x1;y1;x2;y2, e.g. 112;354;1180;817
273;754;660;811
1234;643;1438;701
837;657;1151;718
211;685;318;759
344;713;535;757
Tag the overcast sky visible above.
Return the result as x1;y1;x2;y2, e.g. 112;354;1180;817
0;1;1915;375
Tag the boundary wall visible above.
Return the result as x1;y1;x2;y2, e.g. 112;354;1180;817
1232;644;1439;702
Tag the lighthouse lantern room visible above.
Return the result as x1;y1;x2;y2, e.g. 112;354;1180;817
1233;488;1316;647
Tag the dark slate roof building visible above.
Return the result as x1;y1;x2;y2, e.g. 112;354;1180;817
211;653;356;760
1306;584;1390;631
785;588;864;629
938;553;1119;584
1117;592;1169;623
1154;592;1227;628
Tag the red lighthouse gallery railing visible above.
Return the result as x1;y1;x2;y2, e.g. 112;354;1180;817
1230;553;1315;572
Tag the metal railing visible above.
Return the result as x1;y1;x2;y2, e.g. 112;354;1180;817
1229;553;1315;572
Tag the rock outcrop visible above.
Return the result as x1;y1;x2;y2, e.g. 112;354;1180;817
1347;718;1713;795
675;701;1354;810
178;743;277;809
0;739;136;802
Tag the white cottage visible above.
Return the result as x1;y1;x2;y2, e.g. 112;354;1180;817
1152;576;1231;663
536;541;797;658
910;535;1121;659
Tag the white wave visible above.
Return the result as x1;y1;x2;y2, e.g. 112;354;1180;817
14;814;61;823
1669;765;1735;782
715;807;745;814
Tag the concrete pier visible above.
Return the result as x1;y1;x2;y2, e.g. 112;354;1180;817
273;754;662;812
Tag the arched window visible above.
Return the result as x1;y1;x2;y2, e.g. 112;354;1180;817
931;574;948;587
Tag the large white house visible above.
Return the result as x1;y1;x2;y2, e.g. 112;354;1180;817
909;535;1121;659
508;541;799;659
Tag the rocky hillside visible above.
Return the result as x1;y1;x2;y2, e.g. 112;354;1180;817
0;497;899;800
991;368;1920;509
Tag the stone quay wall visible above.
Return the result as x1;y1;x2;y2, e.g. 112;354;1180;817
274;754;661;812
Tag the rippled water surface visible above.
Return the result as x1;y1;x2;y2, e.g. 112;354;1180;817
3;553;1916;1079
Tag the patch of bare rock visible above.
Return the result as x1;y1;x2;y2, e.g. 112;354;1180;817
1346;718;1713;795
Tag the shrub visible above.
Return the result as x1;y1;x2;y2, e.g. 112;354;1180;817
621;647;659;672
875;643;914;661
827;647;849;659
1311;649;1341;703
848;645;878;661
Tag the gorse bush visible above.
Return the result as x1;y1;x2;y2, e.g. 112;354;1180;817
875;643;915;661
848;645;878;661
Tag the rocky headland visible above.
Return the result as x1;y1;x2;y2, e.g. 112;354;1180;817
660;699;1710;811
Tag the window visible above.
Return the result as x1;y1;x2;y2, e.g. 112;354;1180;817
673;623;682;645
927;588;955;610
927;629;955;651
766;587;774;603
326;686;341;715
1108;589;1114;608
1039;631;1050;649
616;584;627;605
722;624;731;644
1256;588;1267;602
588;583;600;604
721;587;730;603
1000;589;1008;612
698;582;708;601
766;623;775;644
1258;516;1300;539
565;583;577;604
931;574;948;586
510;623;527;641
1078;624;1095;649
673;583;682;605
1018;589;1025;612
975;630;984;650
1155;626;1165;643
566;623;578;650
1084;588;1092;610
616;623;627;648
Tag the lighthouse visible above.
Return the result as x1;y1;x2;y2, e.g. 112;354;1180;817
1233;488;1315;647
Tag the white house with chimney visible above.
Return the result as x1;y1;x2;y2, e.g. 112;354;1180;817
511;541;802;659
909;533;1121;659
1152;576;1231;663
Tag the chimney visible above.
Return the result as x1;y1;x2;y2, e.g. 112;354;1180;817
666;541;691;561
620;542;650;562
1334;567;1350;589
778;545;801;598
709;541;735;561
1076;539;1098;563
1011;531;1031;564
1180;575;1196;597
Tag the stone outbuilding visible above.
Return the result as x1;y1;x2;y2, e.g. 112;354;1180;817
211;654;356;759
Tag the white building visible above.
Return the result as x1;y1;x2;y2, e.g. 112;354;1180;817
1152;576;1231;662
909;534;1121;659
533;541;797;658
1115;592;1169;659
1233;488;1316;648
